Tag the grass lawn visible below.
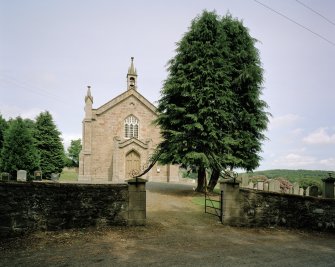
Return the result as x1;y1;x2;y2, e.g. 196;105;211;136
59;168;78;182
192;187;222;209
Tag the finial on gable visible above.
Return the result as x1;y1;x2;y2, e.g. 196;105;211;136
127;57;138;90
85;85;93;103
128;57;137;75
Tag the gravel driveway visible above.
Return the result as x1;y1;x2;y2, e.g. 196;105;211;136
1;181;335;267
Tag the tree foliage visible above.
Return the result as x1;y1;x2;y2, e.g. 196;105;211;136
34;111;65;177
0;117;39;177
66;139;82;167
155;11;269;192
0;114;8;164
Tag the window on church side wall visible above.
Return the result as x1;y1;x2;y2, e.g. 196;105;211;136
125;115;139;139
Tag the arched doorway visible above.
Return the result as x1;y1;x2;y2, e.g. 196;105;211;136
126;150;141;178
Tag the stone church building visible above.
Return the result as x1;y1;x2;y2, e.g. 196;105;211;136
78;58;179;183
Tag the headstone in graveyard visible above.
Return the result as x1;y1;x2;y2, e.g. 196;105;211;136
264;182;269;191
247;181;254;189
257;181;264;191
305;186;310;196
268;180;275;192
309;185;319;197
34;170;42;181
241;176;249;188
51;173;60;181
17;170;27;182
322;173;335;199
273;180;281;192
1;172;10;181
293;182;300;195
299;188;304;196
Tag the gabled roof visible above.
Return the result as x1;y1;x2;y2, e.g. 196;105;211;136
94;89;157;116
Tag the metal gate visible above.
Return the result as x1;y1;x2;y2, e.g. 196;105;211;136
205;190;223;223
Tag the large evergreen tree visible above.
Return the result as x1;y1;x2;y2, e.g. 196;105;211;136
0;117;39;177
0;114;8;166
34;111;65;178
155;11;268;192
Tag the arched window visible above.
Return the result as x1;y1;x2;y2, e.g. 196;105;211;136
125;115;139;138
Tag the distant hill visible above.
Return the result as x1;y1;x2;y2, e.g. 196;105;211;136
240;169;333;189
243;169;331;180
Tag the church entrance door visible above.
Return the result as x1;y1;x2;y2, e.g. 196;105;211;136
126;150;141;177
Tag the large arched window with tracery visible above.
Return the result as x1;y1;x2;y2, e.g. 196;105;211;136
125;115;139;139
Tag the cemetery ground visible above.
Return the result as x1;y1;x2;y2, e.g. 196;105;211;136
1;182;335;267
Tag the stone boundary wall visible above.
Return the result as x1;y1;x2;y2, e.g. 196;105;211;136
0;180;146;238
222;181;335;232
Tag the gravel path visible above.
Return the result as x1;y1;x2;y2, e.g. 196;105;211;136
1;181;335;267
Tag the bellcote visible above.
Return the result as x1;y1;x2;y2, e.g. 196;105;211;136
127;57;137;90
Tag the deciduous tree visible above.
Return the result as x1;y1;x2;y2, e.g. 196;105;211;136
66;139;82;167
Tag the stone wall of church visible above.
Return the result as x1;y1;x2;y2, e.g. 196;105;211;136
86;93;165;182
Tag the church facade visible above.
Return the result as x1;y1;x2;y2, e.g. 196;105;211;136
78;58;179;183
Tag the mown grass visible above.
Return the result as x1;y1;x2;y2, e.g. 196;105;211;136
192;187;222;209
59;168;78;182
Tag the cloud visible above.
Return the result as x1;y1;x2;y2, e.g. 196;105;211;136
303;128;335;145
319;158;335;167
0;106;44;120
273;153;316;168
291;128;304;136
268;114;301;130
62;133;81;149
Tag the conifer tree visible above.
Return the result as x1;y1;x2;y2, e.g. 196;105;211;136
0;114;8;165
34;111;65;178
155;11;268;192
0;117;39;177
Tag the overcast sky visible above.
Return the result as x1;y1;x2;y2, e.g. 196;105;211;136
1;0;334;171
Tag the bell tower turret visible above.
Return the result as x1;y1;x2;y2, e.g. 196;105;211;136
127;57;137;90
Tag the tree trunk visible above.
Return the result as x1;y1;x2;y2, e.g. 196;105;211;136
207;168;220;192
195;166;207;192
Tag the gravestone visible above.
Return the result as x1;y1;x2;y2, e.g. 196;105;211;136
322;173;335;199
293;182;300;195
264;182;269;191
241;176;249;188
17;170;27;182
247;181;254;189
299;188;304;196
257;181;264;191
1;172;10;181
34;170;42;181
305;186;310;196
269;180;280;192
51;173;60;181
309;185;319;197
